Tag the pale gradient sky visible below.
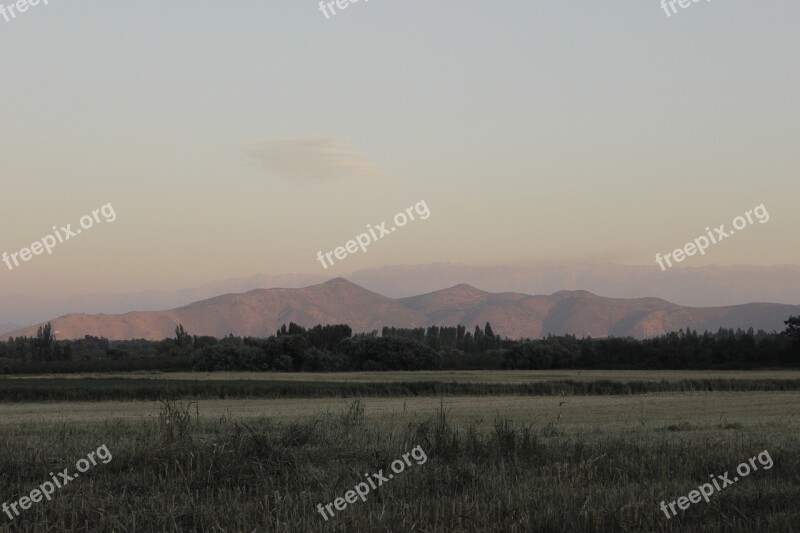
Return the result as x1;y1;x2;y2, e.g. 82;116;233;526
1;0;798;298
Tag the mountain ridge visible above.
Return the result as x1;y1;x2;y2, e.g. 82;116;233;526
4;263;799;329
5;279;798;341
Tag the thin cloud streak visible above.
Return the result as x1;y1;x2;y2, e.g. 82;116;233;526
242;137;384;182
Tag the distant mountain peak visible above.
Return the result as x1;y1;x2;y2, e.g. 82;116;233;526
400;284;491;306
4;279;798;341
322;277;355;286
551;289;597;298
444;283;488;294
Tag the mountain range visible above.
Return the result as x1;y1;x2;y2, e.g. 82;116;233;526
2;263;799;334
4;278;798;341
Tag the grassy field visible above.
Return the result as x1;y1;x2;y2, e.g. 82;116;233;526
8;369;800;382
0;396;797;532
1;370;798;531
1;392;798;429
2;375;800;402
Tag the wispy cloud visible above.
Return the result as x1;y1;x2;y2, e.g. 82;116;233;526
242;136;383;181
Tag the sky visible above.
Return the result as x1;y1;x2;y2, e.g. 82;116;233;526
0;0;798;298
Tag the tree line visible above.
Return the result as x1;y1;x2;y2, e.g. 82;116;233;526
0;317;798;374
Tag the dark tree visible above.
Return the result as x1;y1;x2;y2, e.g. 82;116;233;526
34;323;54;361
175;324;191;348
783;316;800;341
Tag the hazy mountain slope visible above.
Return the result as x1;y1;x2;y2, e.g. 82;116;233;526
5;280;798;341
349;263;800;305
4;279;428;341
3;264;799;328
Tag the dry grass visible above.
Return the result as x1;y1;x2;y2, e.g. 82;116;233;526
0;396;797;532
1;391;798;430
2;370;798;531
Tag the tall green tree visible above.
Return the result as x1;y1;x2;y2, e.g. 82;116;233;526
783;316;800;341
33;322;54;361
783;316;800;358
175;324;191;348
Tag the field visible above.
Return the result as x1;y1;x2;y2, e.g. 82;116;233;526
8;369;800;382
3;370;800;403
1;371;798;532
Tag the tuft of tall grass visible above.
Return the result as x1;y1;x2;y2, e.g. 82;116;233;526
0;401;797;531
